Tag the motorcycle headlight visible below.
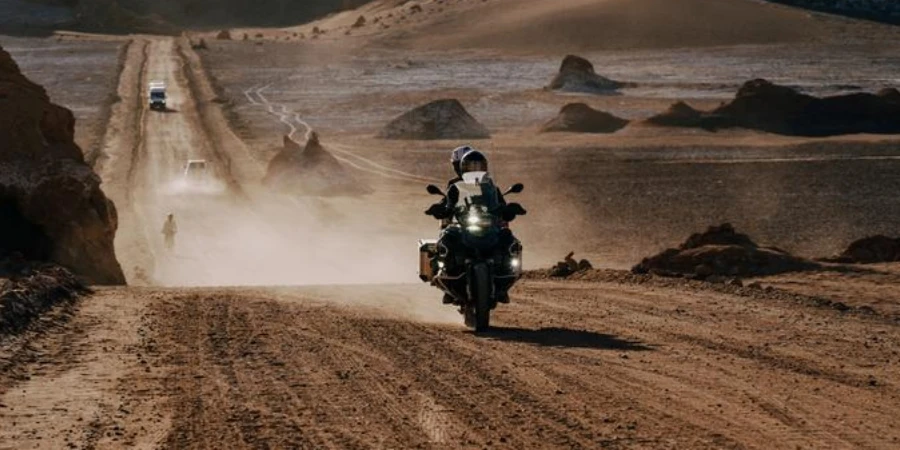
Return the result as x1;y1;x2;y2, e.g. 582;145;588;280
466;213;481;225
511;258;520;268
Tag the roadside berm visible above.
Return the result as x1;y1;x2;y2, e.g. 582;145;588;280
264;132;370;196
647;79;900;136
0;44;125;285
1;258;87;337
541;103;629;133
546;55;623;94
378;99;490;140
632;223;818;279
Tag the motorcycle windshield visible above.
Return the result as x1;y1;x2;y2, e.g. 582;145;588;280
453;175;501;213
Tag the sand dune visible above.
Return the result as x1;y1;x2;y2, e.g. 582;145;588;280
297;0;858;53
404;0;837;51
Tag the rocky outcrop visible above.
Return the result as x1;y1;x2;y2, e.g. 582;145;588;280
0;44;125;285
378;99;490;140
632;223;818;279
646;101;723;129
546;55;622;94
877;87;900;102
549;252;594;278
646;79;900;136
264;132;370;196
541;103;629;133
825;236;900;264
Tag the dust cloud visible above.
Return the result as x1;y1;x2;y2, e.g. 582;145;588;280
145;184;419;287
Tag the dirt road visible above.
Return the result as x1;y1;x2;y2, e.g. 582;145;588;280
2;35;900;449
2;279;899;449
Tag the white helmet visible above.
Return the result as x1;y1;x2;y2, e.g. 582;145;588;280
451;145;475;175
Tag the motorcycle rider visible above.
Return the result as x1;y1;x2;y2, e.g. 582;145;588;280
162;213;177;251
426;149;522;304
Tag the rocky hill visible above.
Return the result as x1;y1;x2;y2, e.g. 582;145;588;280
7;0;370;33
769;0;900;25
0;44;125;285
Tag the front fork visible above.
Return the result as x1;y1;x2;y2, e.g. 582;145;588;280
466;260;496;308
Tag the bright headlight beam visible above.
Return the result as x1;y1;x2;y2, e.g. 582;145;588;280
511;258;520;268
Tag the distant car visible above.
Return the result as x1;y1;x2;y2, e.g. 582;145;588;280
148;81;166;110
183;159;208;182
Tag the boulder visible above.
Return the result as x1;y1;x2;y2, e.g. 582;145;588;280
378;99;490;140
546;55;622;94
827;235;900;264
0;44;125;285
541;103;629;133
216;29;232;40
647;78;900;136
264;132;370;196
549;252;593;278
632;224;817;279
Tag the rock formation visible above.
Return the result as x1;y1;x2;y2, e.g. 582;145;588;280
264;132;370;196
546;55;622;94
645;101;722;129
549;252;594;278
378;99;490;140
632;223;817;279
826;235;900;264
0;44;125;285
541;103;629;133
647;79;900;136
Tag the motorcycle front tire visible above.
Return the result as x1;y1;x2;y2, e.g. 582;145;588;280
467;262;492;332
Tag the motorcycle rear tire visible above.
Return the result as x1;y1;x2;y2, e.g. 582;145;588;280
471;263;491;332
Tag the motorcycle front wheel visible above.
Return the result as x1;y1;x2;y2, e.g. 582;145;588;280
466;262;492;332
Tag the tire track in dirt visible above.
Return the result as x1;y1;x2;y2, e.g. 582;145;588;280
0;289;169;449
5;276;900;448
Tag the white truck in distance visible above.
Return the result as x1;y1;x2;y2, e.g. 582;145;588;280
148;81;166;110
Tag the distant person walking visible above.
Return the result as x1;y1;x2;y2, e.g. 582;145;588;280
162;213;177;251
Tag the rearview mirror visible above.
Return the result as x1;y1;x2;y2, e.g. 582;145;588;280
505;183;524;195
426;184;445;196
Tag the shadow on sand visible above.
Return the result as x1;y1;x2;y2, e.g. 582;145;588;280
477;327;653;351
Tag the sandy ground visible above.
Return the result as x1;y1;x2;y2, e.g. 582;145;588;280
197;37;900;267
3;1;900;448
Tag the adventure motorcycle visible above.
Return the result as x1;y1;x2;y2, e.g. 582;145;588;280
418;173;526;331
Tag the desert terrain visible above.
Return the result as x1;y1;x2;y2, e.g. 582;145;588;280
2;0;900;449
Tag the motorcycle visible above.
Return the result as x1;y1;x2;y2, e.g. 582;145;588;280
418;173;526;331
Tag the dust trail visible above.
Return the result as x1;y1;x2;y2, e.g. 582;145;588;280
125;40;421;288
